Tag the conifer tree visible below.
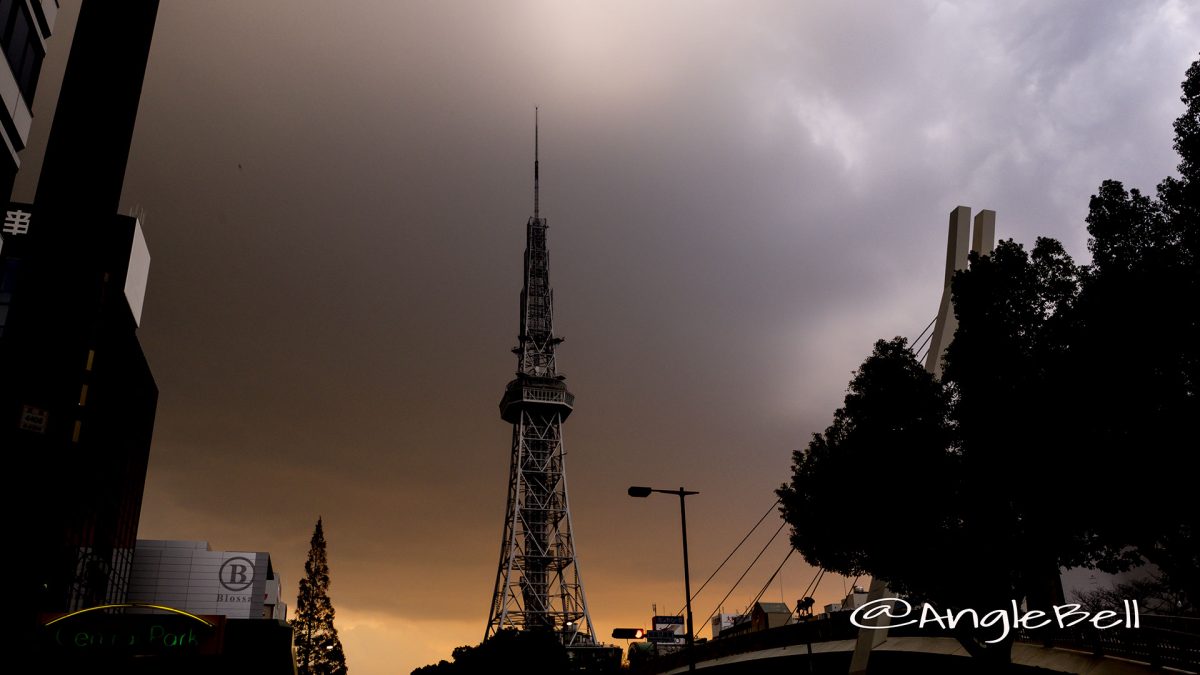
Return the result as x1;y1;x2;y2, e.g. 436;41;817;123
294;517;348;675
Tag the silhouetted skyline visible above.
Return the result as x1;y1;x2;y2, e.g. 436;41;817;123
12;3;1198;674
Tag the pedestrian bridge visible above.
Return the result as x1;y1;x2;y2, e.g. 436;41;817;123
632;614;1199;674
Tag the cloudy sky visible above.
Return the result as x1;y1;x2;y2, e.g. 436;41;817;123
15;2;1198;673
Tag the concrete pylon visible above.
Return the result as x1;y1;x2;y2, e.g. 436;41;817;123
923;207;995;378
849;206;996;675
972;209;995;258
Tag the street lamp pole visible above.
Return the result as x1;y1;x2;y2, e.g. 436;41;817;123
676;487;695;665
628;485;699;672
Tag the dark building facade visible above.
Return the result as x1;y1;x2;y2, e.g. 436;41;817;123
4;200;157;619
3;0;160;632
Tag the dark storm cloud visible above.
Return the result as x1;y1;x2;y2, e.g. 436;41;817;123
15;2;1197;672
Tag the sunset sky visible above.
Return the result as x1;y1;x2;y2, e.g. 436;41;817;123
14;2;1198;673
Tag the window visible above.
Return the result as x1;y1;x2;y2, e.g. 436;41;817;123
0;1;43;100
0;255;18;336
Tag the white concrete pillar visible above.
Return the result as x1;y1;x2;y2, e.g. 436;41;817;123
972;209;995;256
924;206;972;377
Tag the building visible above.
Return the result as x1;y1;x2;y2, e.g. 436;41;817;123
712;602;794;641
711;613;737;638
35;540;296;672
750;602;793;632
127;540;288;621
5;202;156;620
840;585;868;611
4;0;160;631
0;0;57;199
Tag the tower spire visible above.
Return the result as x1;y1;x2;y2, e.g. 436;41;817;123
534;107;540;219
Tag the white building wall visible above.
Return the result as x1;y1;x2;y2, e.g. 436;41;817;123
127;540;283;620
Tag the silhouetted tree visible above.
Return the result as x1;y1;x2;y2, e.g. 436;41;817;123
295;517;348;675
778;337;959;597
411;630;569;675
779;55;1200;664
1063;55;1199;611
1074;573;1197;617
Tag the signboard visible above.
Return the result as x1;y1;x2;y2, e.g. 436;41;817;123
19;405;47;433
41;606;225;657
650;616;685;645
126;544;269;619
711;613;737;637
2;206;33;237
643;630;674;644
217;556;255;604
2;202;36;256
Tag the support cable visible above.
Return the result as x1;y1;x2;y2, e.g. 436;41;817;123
674;499;781;616
910;316;936;347
913;322;936;361
745;547;797;613
798;567;825;607
698;521;787;636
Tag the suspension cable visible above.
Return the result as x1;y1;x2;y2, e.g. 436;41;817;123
912;315;937;363
674;499;781;616
698;521;787;636
745;546;797;613
910;315;936;346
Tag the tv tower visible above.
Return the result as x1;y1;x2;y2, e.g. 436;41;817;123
485;111;596;646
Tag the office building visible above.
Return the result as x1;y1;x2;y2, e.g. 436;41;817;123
4;201;156;619
0;0;57;200
127;540;289;621
3;0;160;629
35;541;295;671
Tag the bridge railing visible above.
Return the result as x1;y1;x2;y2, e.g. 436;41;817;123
630;612;1200;674
628;614;861;673
1016;618;1200;673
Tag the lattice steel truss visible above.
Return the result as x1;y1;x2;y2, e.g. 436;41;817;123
485;116;595;646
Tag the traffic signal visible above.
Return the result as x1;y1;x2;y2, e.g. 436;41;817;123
611;628;645;639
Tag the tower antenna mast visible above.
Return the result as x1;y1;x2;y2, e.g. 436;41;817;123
534;107;539;219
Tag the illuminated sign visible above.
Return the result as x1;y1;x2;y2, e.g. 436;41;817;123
40;604;224;657
650;615;686;645
45;603;214;627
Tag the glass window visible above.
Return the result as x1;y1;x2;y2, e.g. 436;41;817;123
1;2;42;99
4;4;27;74
0;0;15;42
19;37;40;98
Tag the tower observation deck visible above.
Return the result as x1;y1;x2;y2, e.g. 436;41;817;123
485;112;596;647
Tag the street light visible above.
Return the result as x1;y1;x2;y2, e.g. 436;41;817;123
628;485;699;672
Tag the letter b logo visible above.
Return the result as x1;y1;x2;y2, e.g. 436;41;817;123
220;557;255;591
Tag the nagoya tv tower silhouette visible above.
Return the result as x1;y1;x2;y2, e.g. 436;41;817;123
486;111;596;646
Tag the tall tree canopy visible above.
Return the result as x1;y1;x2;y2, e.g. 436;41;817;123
779;54;1199;661
1065;55;1200;607
295;517;349;675
411;629;570;675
